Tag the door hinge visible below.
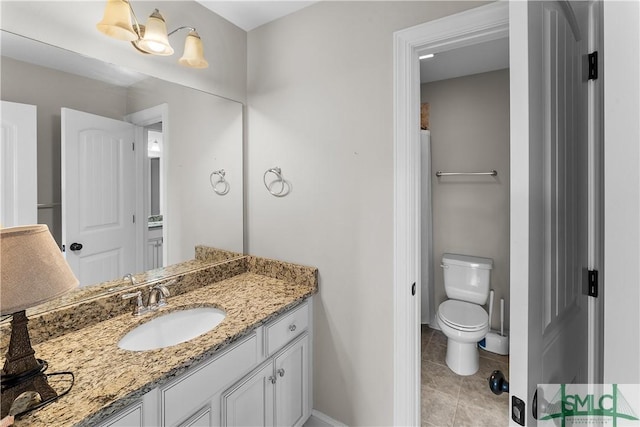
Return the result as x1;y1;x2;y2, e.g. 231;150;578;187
588;269;599;297
411;282;416;296
133;214;136;224
132;142;135;151
588;51;598;80
62;244;66;253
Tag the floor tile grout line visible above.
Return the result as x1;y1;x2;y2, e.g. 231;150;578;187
422;326;509;427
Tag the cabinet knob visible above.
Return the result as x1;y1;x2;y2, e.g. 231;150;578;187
277;368;285;377
289;324;297;332
269;376;277;384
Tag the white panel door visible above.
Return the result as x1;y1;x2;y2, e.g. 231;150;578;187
509;1;592;424
274;335;309;427
61;108;136;287
0;100;37;227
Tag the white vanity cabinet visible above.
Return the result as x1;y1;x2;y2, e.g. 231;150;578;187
160;333;258;427
95;299;312;427
222;302;311;427
97;401;144;427
147;227;163;270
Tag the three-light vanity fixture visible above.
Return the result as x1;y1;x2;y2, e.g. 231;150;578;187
96;0;208;68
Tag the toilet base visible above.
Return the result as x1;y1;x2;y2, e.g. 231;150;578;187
445;339;479;376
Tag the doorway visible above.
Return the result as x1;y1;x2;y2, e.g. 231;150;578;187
419;58;510;424
393;1;602;425
125;103;169;272
392;3;509;424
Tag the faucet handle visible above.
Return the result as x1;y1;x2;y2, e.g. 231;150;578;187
122;291;148;316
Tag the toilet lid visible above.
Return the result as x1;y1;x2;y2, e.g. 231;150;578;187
438;300;488;331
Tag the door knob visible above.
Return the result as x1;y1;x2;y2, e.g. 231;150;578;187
488;370;509;395
69;242;83;251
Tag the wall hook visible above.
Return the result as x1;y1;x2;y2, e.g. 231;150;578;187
210;169;230;195
263;167;291;197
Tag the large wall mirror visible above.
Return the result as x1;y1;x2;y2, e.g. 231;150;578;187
1;30;244;303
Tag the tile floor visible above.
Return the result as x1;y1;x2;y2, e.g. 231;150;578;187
421;325;510;426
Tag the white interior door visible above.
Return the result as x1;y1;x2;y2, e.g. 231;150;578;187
0;100;37;227
61;108;136;287
509;1;593;425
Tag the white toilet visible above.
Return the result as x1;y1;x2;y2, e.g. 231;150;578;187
437;253;492;376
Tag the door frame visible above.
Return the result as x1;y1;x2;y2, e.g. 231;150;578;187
392;2;509;424
124;103;169;271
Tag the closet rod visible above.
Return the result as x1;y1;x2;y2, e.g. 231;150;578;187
435;170;497;177
37;202;61;209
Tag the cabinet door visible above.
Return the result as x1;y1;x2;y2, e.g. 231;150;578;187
274;334;309;427
222;362;274;427
146;237;163;270
179;407;211;427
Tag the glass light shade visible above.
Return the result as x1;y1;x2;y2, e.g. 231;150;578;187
0;225;78;314
136;9;174;56
96;0;138;42
179;31;209;69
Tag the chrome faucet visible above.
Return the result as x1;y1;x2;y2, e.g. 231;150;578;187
123;273;137;286
121;290;149;316
147;283;170;310
120;278;173;315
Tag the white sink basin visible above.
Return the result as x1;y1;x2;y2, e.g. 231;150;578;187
118;307;226;351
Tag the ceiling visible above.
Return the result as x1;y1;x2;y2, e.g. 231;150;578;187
420;37;510;84
196;1;318;31
196;1;508;83
2;4;509;88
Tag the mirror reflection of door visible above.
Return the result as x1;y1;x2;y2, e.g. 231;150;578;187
0;100;37;227
146;124;163;270
61;108;138;287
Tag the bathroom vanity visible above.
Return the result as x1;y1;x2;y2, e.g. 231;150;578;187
100;301;310;427
2;251;317;427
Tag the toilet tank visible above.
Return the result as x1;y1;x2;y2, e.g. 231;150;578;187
442;253;493;304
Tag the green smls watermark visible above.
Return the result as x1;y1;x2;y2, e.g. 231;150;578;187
539;384;640;426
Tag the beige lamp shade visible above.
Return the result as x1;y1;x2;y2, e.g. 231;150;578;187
1;225;78;315
137;9;174;56
96;0;138;42
179;31;209;69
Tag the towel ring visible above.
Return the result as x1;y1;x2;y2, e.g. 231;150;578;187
263;167;291;197
210;169;230;195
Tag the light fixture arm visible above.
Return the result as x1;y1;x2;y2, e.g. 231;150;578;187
168;26;197;37
97;0;208;68
126;0;197;40
124;0;144;39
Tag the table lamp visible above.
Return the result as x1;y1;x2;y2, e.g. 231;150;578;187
1;225;78;418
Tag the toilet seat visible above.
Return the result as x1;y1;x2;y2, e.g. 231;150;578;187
438;300;488;332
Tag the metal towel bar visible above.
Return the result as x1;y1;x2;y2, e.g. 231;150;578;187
37;202;61;209
435;170;497;177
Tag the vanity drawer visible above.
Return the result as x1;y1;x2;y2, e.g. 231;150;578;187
265;302;309;355
161;333;257;426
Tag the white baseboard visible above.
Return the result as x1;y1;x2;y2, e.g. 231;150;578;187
309;409;347;427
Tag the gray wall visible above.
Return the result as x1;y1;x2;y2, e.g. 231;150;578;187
0;1;247;103
246;2;490;425
421;69;510;331
1;57;128;244
127;79;244;263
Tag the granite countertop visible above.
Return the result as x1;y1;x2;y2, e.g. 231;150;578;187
11;255;317;426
